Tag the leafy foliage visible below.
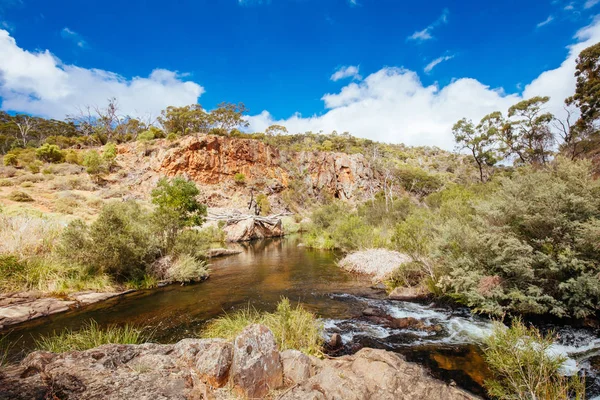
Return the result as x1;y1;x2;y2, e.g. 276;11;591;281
482;319;585;400
35;144;65;163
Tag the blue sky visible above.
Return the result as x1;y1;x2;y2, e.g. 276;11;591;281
1;0;599;148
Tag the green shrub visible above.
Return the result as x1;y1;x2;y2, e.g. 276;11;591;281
151;177;207;251
171;227;223;259
166;132;178;141
8;191;33;202
83;150;104;176
34;320;146;353
234;172;246;184
35;144;65;163
256;193;271;216
396;164;444;196
3;154;17;167
102;142;117;168
60;202;158;281
64;150;82;165
137;130;155;142
203;298;323;356
483;319;585;400
387;261;427;289
0;179;13;187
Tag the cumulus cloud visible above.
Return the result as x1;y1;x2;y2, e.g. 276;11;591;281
536;15;554;28
247;18;600;150
407;9;449;43
0;29;204;120
330;65;361;81
61;27;87;48
424;54;455;73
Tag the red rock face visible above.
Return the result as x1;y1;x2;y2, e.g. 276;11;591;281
160;135;288;185
158;135;379;201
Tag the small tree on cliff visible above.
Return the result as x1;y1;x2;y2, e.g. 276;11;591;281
151;177;207;251
211;102;249;134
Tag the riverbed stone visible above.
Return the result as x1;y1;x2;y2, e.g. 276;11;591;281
389;286;429;301
281;349;312;384
231;324;283;398
278;348;477;400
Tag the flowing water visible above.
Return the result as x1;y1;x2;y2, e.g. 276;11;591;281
6;236;600;398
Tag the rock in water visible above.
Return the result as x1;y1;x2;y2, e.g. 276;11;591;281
230;324;284;398
389;286;429;301
328;333;343;349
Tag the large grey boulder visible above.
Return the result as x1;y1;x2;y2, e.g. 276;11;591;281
230;324;284;398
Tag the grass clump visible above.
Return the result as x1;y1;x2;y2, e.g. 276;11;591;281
34;320;146;353
482;319;586;400
203;298;323;356
165;254;209;283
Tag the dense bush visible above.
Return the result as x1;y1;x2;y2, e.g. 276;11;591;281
438;158;600;318
165;254;208;283
60;201;158;280
35;144;65;163
483;319;585;399
2;154;17;167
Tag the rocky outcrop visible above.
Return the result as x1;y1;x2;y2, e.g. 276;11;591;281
156;135;379;201
223;217;284;242
279;348;476;400
0;325;478;400
0;291;134;329
389;286;429;301
160;135;287;185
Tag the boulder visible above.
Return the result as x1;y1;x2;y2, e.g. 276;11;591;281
328;333;343;349
389;286;429;301
280;349;313;384
173;338;233;387
230;324;284;398
278;348;477;400
223;217;284;242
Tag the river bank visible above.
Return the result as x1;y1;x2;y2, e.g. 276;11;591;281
3;237;600;398
0;324;477;400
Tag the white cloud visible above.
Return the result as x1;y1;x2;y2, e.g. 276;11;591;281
247;18;600;150
0;29;204;120
424;54;454;73
584;0;599;8
330;65;361;81
536;15;554;28
61;27;87;48
348;0;359;6
407;9;449;43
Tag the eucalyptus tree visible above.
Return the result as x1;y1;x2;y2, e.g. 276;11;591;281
452;112;502;182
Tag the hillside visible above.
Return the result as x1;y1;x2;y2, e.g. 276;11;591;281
0;133;475;221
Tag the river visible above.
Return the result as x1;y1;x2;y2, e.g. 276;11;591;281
6;236;600;398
